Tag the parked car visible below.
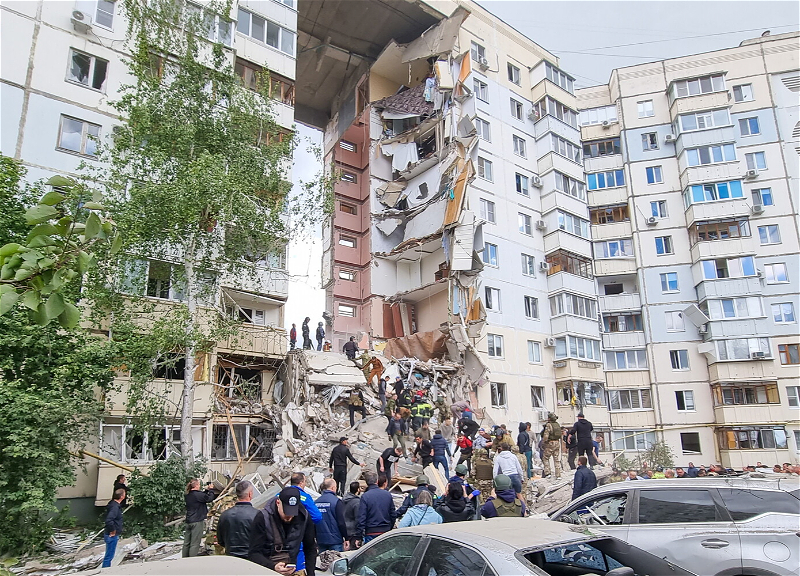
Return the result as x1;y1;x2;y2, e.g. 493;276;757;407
330;517;696;576
550;477;800;576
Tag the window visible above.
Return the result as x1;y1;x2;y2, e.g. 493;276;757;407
515;173;529;196
680;432;701;454
528;342;542;364
608;389;652;411
671;74;725;99
648;202;667;221
778;344;800;365
475;117;491;141
549;292;597;319
702;297;761;320
787;386;799;408
237;8;295;56
554;171;586;200
477;157;493;181
590;205;629;225
338;304;356;317
513;135;527;157
603;314;643;333
712;382;780;406
655;236;673;255
555;336;602;361
339;202;357;215
719;489;800;521
670;349;689;370
583;138;621;159
487;334;504;358
558;211;590;238
473;78;488;101
594;239;634;259
665;311;685;332
678;109;730;132
579;105;618;127
67;49;108;91
482;242;498;266
701;255;756;280
533;97;578;128
470;41;486;63
660;272;679;292
603;284;623;295
339;140;356;153
764;263;788;284
639;490;720;524
338;269;356;281
739;117;760;136
637;100;654;118
684;180;744;206
732;84;754;102
758;225;781;245
689;217;751;244
587;170;624;190
491;382;507;407
752;188;773;206
186;4;234;46
717;427;788;450
646;166;663;184
417;538;487;576
522;254;535;276
235;59;295;104
341;171;357;183
612;429;655;451
676;390;695;411
507;63;520;84
551;134;581;163
146;261;184;300
524;296;539;319
545;62;575;93
604;350;648;370
338;235;356;248
347;534;422;576
719;337;772;363
642;132;659;151
237;307;266;326
479;198;496;223
546;250;593;279
95;0;115;28
686;144;736;166
745;151;767;170
58;116;100;157
518;213;532;235
530;386;544;409
484;286;501;311
558;381;606;407
510;98;523;120
772;303;796;324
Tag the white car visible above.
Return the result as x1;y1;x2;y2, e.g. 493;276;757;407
331;517;696;576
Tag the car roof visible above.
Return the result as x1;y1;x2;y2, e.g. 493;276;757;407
583;476;799;495
89;556;279;575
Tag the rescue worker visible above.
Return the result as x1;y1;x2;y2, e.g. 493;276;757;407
479;475;526;518
542;413;562;479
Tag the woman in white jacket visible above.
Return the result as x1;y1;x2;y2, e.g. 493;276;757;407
397;490;442;527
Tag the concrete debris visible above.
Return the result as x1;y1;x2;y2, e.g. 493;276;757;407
527;467;615;516
13;536;151;576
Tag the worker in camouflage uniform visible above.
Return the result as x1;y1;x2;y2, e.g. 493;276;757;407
542;413;562;479
384;392;397;420
434;396;449;424
470;443;495;503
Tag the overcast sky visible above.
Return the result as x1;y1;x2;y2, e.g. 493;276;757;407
285;1;800;330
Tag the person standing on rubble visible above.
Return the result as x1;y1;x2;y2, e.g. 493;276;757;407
343;336;358;359
455;432;473;474
377;446;404;477
183;479;216;557
302;317;312;350
358;471;397;543
216;480;259;559
342;481;363;550
450;399;471;421
517;422;533;479
392;375;405;397
384;389;396;420
572;456;597;501
289;323;297;350
479;475;526;518
378;374;389;414
314;479;348;553
413;432;434;469
386;412;407;455
329;437;363;497
102;488;125;568
458;415;480;440
348;386;367;427
441;417;456;454
570;412;598;467
493;444;524;496
315;322;325;351
542;413;563;479
431;429;453;479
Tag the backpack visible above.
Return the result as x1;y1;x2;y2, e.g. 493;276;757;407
349;392;363;407
548;421;562;441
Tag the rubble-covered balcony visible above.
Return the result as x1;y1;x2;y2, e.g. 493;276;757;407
556;380;609;426
716;426;791;470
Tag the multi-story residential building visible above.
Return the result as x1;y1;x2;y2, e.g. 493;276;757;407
576;31;800;468
1;0;297;512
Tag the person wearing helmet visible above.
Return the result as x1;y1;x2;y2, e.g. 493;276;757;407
542;413;562;479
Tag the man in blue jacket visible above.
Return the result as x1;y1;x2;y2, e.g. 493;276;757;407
290;472;322;524
315;478;348;552
430;429;452;479
358;471;397;542
572;456;597;501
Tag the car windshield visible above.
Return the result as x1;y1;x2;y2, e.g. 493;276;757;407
348;534;421;576
560;493;627;525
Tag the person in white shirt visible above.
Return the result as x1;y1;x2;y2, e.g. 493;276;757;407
493;445;524;496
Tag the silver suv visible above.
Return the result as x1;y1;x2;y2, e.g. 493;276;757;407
551;477;800;576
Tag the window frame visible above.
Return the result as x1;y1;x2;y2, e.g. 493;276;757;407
669;349;690;370
660;272;679;293
95;0;115;29
507;63;521;85
477;157;493;181
637;100;654;118
512;134;527;158
510;98;523;120
745;151;767;171
479;198;496;223
751;188;773;206
675;390;696;412
523;295;539;319
475;117;491;142
491;381;508;407
487;333;504;358
484;286;501;311
772;302;796;324
338;269;356;282
764;263;788;284
758;224;781;245
337;303;356;318
521;253;536;276
641;132;659;151
665;311;685;332
66;48;108;92
338;234;357;248
607;389;652;412
473;78;489;102
655;235;673;255
482;242;498;267
738;117;761;137
518;212;533;235
515;173;529;197
236;7;295;56
646;166;663;184
778;344;800;365
57;115;101;157
732;84;754;102
528;341;542;364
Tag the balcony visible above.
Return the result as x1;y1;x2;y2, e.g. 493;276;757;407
581;122;621;141
685;198;751;226
690;237;757;261
537;151;584;180
588;186;628;207
218;324;288;358
222;269;289;298
105;378;215;417
546;272;596;297
604;370;650;389
602;331;646;349
696;276;763;301
550;314;600;337
584;154;623;174
713;404;785;426
531;78;578;111
609;410;656;429
544;230;592;258
669;90;731;118
675;126;736;157
553;358;604;381
679;162;744;190
541;190;588;217
706;318;771;340
591;221;632;242
556;404;609;427
595;258;637;276
534;114;580;143
708;360;777;382
598;292;641;312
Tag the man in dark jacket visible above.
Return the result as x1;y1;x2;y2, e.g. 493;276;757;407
570;413;598;466
249;486;317;576
342;481;362;550
348;387;367;427
113;474;128;506
517;423;533;478
480;475;526;518
397;475;436;517
430;430;452;479
358;472;397;542
343;336;358;359
329;437;363;496
217;480;259;558
458;416;480;439
377;446;403;478
435;482;476;523
564;427;578;470
572;456;597;501
413;433;434;469
183;479;216;557
102;488;125;568
315;322;325;351
302;317;312;349
314;479;348;552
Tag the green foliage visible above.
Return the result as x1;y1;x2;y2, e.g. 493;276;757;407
125;456;206;541
613;440;675;472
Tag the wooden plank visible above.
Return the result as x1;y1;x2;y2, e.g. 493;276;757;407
423;463;447;494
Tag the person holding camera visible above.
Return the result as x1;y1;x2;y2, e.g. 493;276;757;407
182;478;216;557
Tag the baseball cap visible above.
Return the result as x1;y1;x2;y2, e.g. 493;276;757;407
478;427;486;432
455;464;468;475
416;475;429;486
493;474;512;490
279;486;301;516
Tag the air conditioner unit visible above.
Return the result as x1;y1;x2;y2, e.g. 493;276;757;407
601;120;610;128
535;220;547;231
71;10;92;34
646;216;658;226
698;325;708;335
751;203;765;214
539;261;550;272
664;134;676;143
476;55;490;70
745;169;759;180
544;337;556;347
750;351;766;359
531;175;543;188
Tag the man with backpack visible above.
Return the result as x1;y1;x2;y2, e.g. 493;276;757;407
542;413;562;479
348;387;367;427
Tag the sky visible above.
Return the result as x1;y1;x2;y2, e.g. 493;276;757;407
284;0;800;329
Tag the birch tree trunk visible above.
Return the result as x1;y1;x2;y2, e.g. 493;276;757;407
181;243;197;460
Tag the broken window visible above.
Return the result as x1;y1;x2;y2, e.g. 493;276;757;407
531;385;545;408
338;269;356;281
147;261;184;300
213;423;274;460
237;307;266;326
153;353;187;380
339;202;357;215
491;382;507;407
218;362;263;401
484;287;500;311
338;304;356;317
339;235;356;248
68;49;108;91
